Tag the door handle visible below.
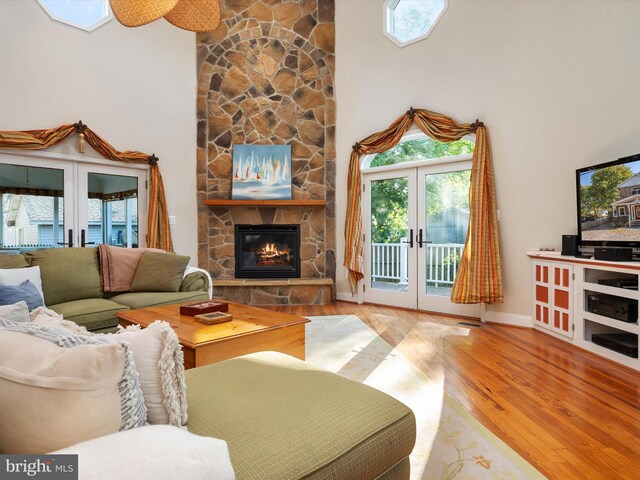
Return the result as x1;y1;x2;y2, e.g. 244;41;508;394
401;229;414;248
417;228;424;248
80;229;95;247
57;229;74;247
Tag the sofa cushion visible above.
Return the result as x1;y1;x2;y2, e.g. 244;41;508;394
131;252;190;293
28;248;103;305
109;291;209;310
49;298;129;331
185;352;416;480
0;253;30;269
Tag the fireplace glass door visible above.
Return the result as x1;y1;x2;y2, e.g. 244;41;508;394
235;224;301;278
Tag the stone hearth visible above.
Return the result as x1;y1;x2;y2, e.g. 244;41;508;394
196;0;336;305
212;278;333;305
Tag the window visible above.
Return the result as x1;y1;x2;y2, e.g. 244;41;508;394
619;206;627;216
383;0;448;47
632;188;640;195
37;0;113;32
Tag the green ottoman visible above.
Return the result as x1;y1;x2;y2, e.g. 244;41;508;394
186;352;416;480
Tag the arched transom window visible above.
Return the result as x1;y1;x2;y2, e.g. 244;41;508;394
364;134;474;170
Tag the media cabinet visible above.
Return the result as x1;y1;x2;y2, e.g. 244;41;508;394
529;251;640;371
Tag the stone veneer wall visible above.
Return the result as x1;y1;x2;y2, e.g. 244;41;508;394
196;0;335;304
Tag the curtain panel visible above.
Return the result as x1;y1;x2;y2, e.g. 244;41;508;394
0;122;173;251
344;107;503;304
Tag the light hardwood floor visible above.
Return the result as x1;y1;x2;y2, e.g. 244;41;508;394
267;302;640;480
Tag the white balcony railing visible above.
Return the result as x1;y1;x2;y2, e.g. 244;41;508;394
371;241;464;287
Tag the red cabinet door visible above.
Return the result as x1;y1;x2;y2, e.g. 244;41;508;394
533;261;573;338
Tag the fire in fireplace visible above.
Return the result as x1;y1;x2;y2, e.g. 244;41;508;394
235;224;301;278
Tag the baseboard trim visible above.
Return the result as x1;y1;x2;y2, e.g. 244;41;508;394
483;311;533;328
336;292;358;303
335;294;532;327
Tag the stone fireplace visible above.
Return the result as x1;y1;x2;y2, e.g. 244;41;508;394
235;224;301;278
196;1;336;305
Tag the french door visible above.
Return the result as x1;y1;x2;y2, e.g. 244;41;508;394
0;153;147;250
363;161;480;317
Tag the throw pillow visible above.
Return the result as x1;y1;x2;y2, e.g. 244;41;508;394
0;301;30;323
0;330;127;453
52;425;236;480
0;266;45;304
0;280;44;311
0;323;147;453
99;245;165;292
131;252;190;293
106;321;188;426
27;248;102;306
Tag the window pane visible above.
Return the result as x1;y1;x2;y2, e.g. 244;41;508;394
391;0;445;42
87;173;138;247
370;176;409;292
0;164;65;251
424;169;470;297
39;0;111;30
370;137;474;168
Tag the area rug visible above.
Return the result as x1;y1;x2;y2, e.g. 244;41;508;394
305;315;545;480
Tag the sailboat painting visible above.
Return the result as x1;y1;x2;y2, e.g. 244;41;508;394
231;144;293;200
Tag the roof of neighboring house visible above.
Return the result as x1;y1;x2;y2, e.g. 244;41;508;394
617;173;640;188
5;195;137;225
612;194;640;206
429;206;470;219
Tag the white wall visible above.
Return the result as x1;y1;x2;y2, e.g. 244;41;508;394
335;0;640;321
0;1;197;261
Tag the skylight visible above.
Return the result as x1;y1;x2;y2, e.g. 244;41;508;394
383;0;448;47
37;0;113;32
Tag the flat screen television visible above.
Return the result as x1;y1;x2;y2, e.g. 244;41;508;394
577;153;640;247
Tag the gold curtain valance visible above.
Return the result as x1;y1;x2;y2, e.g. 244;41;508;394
0;122;173;251
344;107;503;304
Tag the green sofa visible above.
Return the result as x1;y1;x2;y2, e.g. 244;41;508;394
0;247;209;333
0;249;417;477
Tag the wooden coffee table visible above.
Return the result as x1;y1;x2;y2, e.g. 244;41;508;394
116;301;309;369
